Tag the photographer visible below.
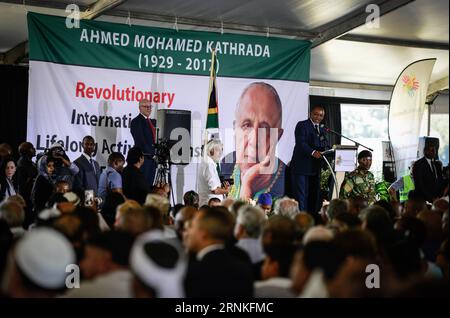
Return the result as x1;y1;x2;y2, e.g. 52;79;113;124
37;142;79;187
197;139;230;206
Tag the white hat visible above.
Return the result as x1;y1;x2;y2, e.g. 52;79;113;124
15;227;76;290
130;230;187;298
38;207;61;220
49;142;63;149
63;192;80;206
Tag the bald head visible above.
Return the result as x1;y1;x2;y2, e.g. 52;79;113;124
235;82;282;126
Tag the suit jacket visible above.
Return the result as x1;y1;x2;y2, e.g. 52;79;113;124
185;248;254;298
130;114;156;157
73;155;101;195
290;119;329;175
17;155;38;202
122;165;151;204
413;157;443;202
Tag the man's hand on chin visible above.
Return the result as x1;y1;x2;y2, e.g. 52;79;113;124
239;154;276;199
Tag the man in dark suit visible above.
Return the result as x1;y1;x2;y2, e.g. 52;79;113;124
413;144;444;203
290;105;329;221
130;99;157;187
184;207;254;297
73;136;101;195
122;146;151;204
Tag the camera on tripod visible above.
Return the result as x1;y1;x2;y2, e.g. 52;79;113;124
153;138;177;165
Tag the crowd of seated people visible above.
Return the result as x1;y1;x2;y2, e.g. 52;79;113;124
0;141;448;298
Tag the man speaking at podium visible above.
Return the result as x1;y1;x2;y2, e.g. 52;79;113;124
130;99;157;186
289;105;329;221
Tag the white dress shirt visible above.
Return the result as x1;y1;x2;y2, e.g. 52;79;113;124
236;238;265;264
197;155;223;206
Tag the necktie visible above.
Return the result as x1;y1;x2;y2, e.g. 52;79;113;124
147;117;156;143
314;124;320;135
430;160;437;179
216;162;221;176
90;158;96;175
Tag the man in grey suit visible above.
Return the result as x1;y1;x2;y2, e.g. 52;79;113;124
73;136;101;195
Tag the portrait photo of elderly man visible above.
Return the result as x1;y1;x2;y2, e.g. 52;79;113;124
221;82;286;201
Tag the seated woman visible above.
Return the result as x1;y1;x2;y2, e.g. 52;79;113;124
0;157;19;201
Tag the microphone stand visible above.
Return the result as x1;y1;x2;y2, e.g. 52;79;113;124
324;127;373;152
320;149;339;200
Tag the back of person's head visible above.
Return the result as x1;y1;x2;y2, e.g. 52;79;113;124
374;200;397;222
6;194;26;209
333;212;362;230
107;152;125;166
18;142;34;157
273;197;299;219
130;233;187;297
10;227;75;297
294;212;315;241
404;196;427;217
417;210;443;242
74;206;101;241
262;215;296;249
228;200;246;218
0;143;13;158
0;201;25;228
143;205;165;230
348;197;368;217
235;205;266;239
327;199;348;221
145;194;170;220
332;230;378;261
360;205;394;248
174;206;197;240
183;191;199;208
101;192;126;229
302;225;334;245
386;239;422;279
208;197;221;207
394;216;427;247
262;243;296;279
301;241;346;282
115;200;150;236
52;214;83;244
86;231;135;267
126;147;144;165
197;207;234;242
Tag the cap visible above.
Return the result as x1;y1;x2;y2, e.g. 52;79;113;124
130;231;187;298
15;227;76;290
258;193;272;205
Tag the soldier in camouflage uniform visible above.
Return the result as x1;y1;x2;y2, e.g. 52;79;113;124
339;150;376;204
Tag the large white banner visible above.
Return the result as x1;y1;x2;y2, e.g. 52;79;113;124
27;13;311;202
388;59;436;178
